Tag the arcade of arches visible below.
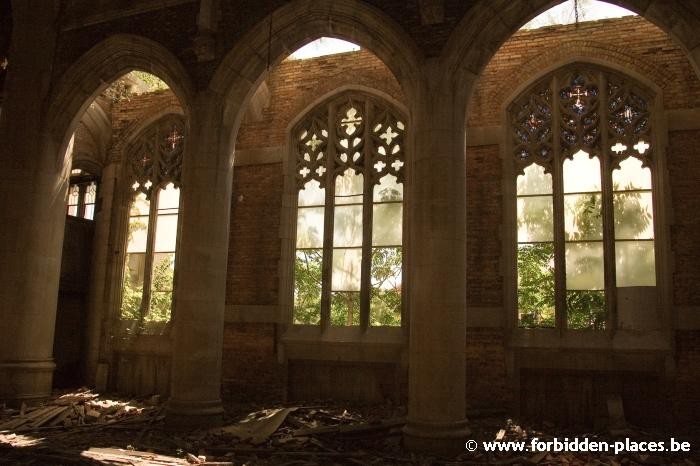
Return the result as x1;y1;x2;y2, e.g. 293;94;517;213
1;0;700;453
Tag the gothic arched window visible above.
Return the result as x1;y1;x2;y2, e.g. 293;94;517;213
511;66;656;330
292;94;405;328
120;115;185;328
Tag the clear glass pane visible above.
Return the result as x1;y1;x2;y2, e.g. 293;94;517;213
616;241;656;287
614;192;654;239
370;247;402;326
373;174;403;202
67;205;78;216
563;150;601;193
296;206;325;248
565;242;604;290
517;196;553;242
564;193;602;241
154;213;178;252
517;164;552;196
333;204;363;247
567;290;606;330
67;184;80;206
121;252;145;319
294;249;323;325
517;243;555;328
126;215;150;253
335;169;363;205
613;157;652;191
298;179;325;206
330;291;360;326
84;182;97;204
332;248;362;291
84;204;95;220
130;192;150;216
158;183;180;210
372;203;402;246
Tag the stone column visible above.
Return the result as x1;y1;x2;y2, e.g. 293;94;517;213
0;1;62;406
84;161;119;386
167;90;230;426
403;59;470;453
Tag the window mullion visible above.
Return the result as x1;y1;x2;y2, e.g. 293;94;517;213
360;100;373;330
141;188;158;319
551;74;567;332
599;72;617;333
320;108;335;331
77;183;87;218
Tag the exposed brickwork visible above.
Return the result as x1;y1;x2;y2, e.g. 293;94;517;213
466;145;503;307
465;328;510;410
226;163;283;306
109;90;182;161
468;16;700;128
668;130;700;307
236;49;404;150
221;323;285;402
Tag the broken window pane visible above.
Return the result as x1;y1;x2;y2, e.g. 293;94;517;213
370;247;402;326
517;243;555;328
332;248;362;291
148;252;175;322
517;164;552;195
335;169;363;205
294;249;323;325
333;204;363;247
373;174;403;202
567;290;605;330
563;150;601;193
615;241;656;287
126;216;149;253
121;253;146;320
565;242;604;290
564;193;603;241
372;203;402;246
612;157;651;190
330;291;360;326
517;196;553;242
298;179;325;206
296;206;325;248
613;192;654;239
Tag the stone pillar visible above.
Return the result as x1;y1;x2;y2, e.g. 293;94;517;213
84;161;119;386
403;59;470;453
0;1;62;406
167;90;230;426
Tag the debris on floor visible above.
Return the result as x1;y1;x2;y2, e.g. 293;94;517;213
0;389;698;465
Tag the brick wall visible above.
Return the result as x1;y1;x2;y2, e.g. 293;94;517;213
468;16;700;128
236;49;404;150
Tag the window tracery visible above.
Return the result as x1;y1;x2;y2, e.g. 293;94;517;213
293;94;405;328
120;115;185;330
510;65;656;330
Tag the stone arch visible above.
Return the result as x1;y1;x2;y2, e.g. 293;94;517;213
443;0;700;88
46;34;194;164
209;0;422;163
473;41;671;129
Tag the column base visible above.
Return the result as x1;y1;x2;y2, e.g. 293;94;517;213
166;398;225;430
0;359;55;407
403;418;471;456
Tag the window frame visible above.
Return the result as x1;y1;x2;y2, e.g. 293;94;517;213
67;169;99;220
116;114;185;332
504;63;671;343
279;89;409;344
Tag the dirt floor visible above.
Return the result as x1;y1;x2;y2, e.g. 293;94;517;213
0;390;698;465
